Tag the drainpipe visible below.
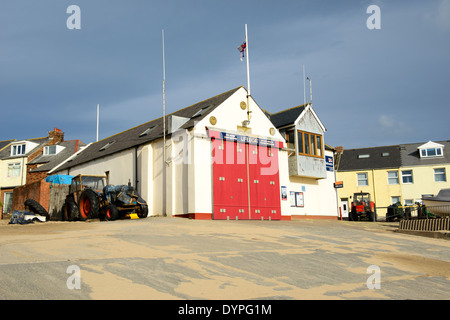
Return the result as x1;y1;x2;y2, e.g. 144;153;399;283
372;169;377;221
135;147;139;193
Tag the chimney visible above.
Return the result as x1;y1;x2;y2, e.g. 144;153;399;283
48;127;64;143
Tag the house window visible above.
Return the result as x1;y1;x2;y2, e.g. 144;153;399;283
7;163;21;178
404;199;414;206
11;144;26;156
285;130;295;150
357;172;368;186
387;171;399;184
434;168;447;182
43;145;57;155
391;196;401;205
297;130;323;158
402;170;413;184
420;147;443;158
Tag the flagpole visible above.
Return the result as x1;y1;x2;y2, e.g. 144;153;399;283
245;24;251;97
245;24;252;122
96;104;99;142
162;29;166;164
162;29;167;217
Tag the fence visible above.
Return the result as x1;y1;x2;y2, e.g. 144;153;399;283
399;217;450;231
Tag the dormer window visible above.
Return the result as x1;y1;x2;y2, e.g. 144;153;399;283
11;144;26;156
43;145;65;155
44;145;57;155
418;141;444;159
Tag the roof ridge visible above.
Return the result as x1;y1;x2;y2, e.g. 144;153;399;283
93;86;243;146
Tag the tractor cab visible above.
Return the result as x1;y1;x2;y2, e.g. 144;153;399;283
350;192;376;221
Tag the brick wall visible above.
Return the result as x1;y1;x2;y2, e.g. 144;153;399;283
12;179;51;212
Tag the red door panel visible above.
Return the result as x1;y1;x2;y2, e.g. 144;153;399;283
211;132;281;220
212;140;248;220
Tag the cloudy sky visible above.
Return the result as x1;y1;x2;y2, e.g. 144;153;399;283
1;0;449;149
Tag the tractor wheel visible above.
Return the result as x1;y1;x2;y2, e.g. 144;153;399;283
349;208;357;221
79;189;99;220
24;199;50;221
137;204;148;218
64;197;80;221
104;204;119;221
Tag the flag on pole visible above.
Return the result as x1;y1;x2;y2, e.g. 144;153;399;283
237;41;246;61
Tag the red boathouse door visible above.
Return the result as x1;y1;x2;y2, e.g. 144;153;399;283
210;130;281;220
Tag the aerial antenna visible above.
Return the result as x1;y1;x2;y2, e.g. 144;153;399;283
307;76;312;105
303;65;306;105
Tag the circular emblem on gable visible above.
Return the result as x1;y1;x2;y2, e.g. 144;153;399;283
269;127;275;136
240;101;247;110
209;116;217;125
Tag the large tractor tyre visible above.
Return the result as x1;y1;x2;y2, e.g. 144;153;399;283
349;212;356;221
24;199;50;221
104;204;119;221
79;189;100;220
64;197;80;221
137;204;148;218
137;197;148;218
349;208;357;221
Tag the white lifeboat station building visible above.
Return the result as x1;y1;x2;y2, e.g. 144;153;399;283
55;87;339;220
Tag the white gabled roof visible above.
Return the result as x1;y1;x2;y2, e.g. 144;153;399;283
418;141;444;149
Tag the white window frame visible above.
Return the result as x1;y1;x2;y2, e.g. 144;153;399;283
43;145;57;155
391;196;401;205
357;172;368;186
434;168;447;182
7;163;21;178
11;144;26;156
420;147;443;158
387;171;399;185
401;170;413;184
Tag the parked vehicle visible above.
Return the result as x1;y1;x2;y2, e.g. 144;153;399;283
63;174;148;221
349;192;377;221
422;189;450;217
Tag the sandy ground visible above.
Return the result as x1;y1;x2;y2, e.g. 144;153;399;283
0;217;449;300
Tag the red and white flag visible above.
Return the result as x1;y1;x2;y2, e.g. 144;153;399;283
237;41;246;61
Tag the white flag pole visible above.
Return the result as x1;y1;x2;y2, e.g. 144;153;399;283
162;29;166;164
96;104;99;142
244;24;252;122
245;24;251;97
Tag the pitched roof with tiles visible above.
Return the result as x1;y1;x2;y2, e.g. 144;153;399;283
56;86;242;171
0;137;50;160
28;140;86;172
266;104;307;128
338;140;450;171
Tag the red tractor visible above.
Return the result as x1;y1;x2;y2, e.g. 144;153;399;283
349;192;377;221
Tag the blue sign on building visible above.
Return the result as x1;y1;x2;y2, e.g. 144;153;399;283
325;156;334;172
